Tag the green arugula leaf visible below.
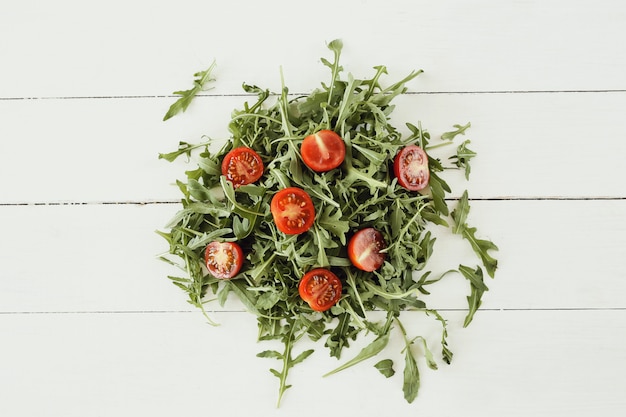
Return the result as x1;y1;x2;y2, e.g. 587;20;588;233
318;205;350;245
458;265;488;327
395;318;421;403
257;318;312;407
403;345;420;403
427;309;454;364
452;191;499;277
324;331;390;377
441;122;471;141
158;140;211;162
163;61;216;121
374;359;395;378
450;140;477;180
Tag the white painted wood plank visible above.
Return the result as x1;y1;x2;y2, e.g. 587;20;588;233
1;92;625;204
0;203;191;313
1;200;624;313
1;310;624;416
2;1;624;415
1;0;625;98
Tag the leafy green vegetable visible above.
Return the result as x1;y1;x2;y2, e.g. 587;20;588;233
441;122;471;141
257;318;314;407
450;139;477;180
163;61;216;121
452;191;499;277
374;359;395;378
458;265;489;327
158;40;498;406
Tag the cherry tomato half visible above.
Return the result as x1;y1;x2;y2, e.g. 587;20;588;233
270;187;316;235
394;145;430;191
298;268;343;312
347;228;387;272
300;130;346;172
221;147;264;188
204;241;244;279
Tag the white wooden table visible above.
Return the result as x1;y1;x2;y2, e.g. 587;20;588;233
2;1;625;415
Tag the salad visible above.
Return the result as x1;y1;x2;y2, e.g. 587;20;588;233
158;39;498;406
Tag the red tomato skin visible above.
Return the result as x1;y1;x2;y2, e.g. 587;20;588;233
300;130;346;172
298;268;343;312
204;241;244;279
347;228;387;272
221;147;264;188
394;145;430;191
270;187;316;235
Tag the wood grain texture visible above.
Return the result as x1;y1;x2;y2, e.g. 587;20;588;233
1;200;625;313
2;0;625;97
1;0;625;415
1;310;624;416
2;92;625;203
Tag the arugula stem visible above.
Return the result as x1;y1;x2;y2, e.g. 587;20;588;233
395;317;410;344
364;66;386;100
183;252;218;326
327;40;343;105
230;112;283;126
345;269;368;320
345;165;388;190
425;141;456;151
386;205;425;251
364;281;423;302
276;325;295;407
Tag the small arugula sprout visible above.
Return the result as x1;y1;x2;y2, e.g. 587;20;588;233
163;61;216;121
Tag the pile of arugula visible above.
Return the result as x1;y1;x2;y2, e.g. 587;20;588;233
158;39;498;406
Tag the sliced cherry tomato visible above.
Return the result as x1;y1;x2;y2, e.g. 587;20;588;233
204;241;244;279
300;130;346;172
347;228;387;272
298;268;343;312
394;145;430;191
270;187;316;235
221;147;264;188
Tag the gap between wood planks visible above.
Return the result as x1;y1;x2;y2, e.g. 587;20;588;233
1;197;625;207
2;307;626;315
1;89;626;101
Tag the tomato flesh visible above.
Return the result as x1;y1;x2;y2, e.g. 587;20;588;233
394;145;430;191
347;228;387;272
204;241;244;279
300;130;346;172
221;147;264;188
298;268;342;312
270;187;315;235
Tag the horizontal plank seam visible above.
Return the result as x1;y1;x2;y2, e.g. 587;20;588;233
2;197;626;207
2;89;626;101
2;307;626;315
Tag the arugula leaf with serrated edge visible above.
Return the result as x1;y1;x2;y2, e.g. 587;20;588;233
257;318;313;407
163;61;216;121
324;314;393;376
458;265;488;327
441;122;471;141
452;190;499;277
450;140;477;180
158;140;211;162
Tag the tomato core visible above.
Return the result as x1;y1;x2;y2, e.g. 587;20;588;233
394;145;430;191
221;147;264;187
204;241;244;279
270;187;315;234
298;268;343;312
